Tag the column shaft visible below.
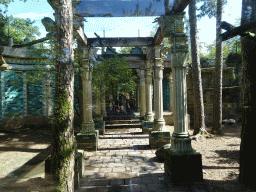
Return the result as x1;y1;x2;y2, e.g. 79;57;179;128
140;69;146;117
81;46;95;133
153;57;165;131
144;62;154;121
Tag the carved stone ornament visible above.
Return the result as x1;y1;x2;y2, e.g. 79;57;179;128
170;44;189;54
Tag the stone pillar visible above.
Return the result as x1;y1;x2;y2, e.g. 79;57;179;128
101;86;107;117
139;68;146;117
167;72;174;112
149;46;170;147
76;46;98;151
161;12;203;184
142;58;154;133
94;86;105;135
43;73;51;117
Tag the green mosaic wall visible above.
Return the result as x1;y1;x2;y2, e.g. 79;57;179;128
163;79;170;111
27;72;43;116
4;71;24;118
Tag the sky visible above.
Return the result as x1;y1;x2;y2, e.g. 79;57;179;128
3;0;242;53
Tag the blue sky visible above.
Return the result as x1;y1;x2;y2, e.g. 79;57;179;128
3;0;241;50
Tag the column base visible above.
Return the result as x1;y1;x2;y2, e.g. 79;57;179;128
142;120;153;134
76;130;99;151
164;148;203;184
144;113;154;122
153;119;165;131
81;121;95;133
95;121;105;135
149;130;171;148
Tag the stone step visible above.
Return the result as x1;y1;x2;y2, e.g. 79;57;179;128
105;120;141;125
105;124;142;129
103;116;142;121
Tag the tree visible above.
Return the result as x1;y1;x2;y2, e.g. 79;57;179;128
49;0;75;191
239;0;256;190
212;0;224;135
189;0;207;135
0;0;40;46
93;54;137;109
1;15;40;46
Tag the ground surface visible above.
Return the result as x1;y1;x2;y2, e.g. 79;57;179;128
0;121;255;191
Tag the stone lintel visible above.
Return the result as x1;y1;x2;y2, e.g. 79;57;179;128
87;37;154;47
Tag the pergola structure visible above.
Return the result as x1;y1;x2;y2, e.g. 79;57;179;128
47;0;203;184
0;0;202;184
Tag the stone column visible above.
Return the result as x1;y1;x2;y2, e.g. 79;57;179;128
167;72;174;112
142;58;154;133
139;68;146;117
161;12;203;184
77;46;98;151
153;45;165;131
101;86;107;117
149;46;170;148
43;73;51;117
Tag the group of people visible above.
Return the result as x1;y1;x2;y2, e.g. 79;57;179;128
114;93;135;116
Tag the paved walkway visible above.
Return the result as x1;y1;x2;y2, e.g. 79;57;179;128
76;128;209;192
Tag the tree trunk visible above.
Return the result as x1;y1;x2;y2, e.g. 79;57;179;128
50;0;75;191
212;0;224;135
239;0;256;190
189;0;207;135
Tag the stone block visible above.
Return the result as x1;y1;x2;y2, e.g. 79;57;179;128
74;150;84;189
149;131;171;148
95;121;105;135
164;148;203;184
76;131;99;151
142;120;153;134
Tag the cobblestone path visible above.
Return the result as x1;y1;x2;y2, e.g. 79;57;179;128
76;128;209;192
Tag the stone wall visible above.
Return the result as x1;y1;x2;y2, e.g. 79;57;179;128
187;67;242;125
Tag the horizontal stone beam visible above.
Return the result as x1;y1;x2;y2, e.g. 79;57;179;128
75;26;87;46
87;37;154;47
171;0;192;13
154;27;165;45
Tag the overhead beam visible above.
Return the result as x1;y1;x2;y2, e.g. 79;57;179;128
220;21;256;41
87;37;154;47
171;0;191;13
154;27;165;45
75;26;87;46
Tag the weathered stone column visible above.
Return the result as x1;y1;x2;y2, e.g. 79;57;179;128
142;57;154;133
139;68;146;117
161;12;203;184
149;45;170;148
77;45;98;151
167;72;174;112
101;85;107;117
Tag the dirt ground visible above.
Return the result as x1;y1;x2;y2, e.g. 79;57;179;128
0;121;255;191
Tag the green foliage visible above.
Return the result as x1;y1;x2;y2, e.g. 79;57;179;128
0;15;40;46
119;47;134;54
93;54;137;101
196;0;228;19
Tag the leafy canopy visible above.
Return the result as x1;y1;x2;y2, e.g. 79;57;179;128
93;54;137;99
